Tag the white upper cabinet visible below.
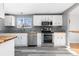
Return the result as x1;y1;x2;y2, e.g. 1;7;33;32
41;15;46;21
33;15;53;26
53;15;62;26
48;15;53;21
4;15;15;26
33;15;62;26
0;3;4;18
41;15;53;22
33;15;42;26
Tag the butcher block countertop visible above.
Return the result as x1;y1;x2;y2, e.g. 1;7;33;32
69;29;79;33
69;31;79;33
0;36;17;44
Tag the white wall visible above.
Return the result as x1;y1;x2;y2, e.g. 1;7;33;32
63;4;79;43
62;13;68;30
68;32;79;43
69;15;79;30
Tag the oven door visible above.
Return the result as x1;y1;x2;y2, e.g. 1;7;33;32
44;33;52;43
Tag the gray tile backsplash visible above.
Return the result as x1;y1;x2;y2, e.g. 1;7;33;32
2;26;41;33
2;26;65;33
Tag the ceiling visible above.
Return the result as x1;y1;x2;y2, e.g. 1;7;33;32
4;3;75;15
69;4;79;15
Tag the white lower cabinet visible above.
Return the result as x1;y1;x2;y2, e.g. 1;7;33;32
15;33;28;46
37;33;42;47
53;32;66;46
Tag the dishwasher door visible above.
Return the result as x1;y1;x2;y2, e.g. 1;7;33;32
28;33;37;47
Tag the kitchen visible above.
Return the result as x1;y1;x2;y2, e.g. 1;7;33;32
0;3;79;56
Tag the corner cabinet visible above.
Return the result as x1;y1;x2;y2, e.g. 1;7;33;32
53;15;63;26
4;16;15;26
53;32;66;46
0;3;4;19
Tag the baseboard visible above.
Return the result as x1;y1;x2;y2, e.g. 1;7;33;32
28;45;37;47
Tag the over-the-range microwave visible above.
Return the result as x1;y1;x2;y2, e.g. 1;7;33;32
41;21;52;26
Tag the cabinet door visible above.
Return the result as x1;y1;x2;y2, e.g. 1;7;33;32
15;34;21;46
0;3;4;18
53;35;60;46
11;16;15;26
45;15;49;21
41;15;53;22
15;34;28;46
20;34;28;46
41;15;46;21
37;33;42;47
53;15;62;26
4;16;11;26
4;16;15;26
33;15;41;26
53;33;66;46
49;15;53;22
60;35;66;46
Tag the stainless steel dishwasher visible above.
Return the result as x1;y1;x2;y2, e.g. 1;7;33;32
28;32;37;47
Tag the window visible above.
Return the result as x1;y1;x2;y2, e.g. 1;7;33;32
16;17;32;28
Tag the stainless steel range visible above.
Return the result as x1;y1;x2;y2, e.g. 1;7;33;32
41;21;53;43
44;33;52;43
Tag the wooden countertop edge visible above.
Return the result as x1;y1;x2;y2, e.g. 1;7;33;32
69;31;79;33
0;36;17;44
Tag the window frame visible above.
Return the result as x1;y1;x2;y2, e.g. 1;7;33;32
16;16;33;28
